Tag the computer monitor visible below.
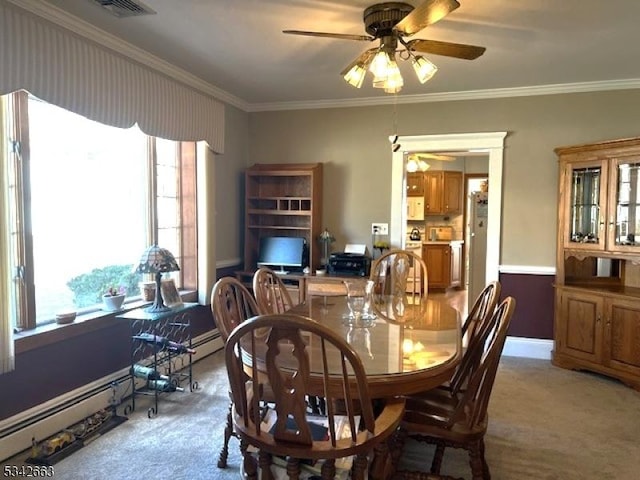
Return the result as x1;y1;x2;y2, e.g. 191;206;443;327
257;236;306;274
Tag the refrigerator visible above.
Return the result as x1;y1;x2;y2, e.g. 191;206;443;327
467;191;488;312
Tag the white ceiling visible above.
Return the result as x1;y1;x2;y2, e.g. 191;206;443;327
32;0;640;109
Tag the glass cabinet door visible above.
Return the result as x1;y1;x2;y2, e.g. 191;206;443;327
566;161;607;250
611;158;640;250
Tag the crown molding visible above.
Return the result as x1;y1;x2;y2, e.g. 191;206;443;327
8;1;640;114
247;78;640;112
6;0;250;111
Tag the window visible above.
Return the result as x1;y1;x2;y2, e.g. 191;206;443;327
3;91;197;329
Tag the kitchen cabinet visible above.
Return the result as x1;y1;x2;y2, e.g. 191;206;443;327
554;137;640;390
407;196;425;221
422;241;463;290
424;171;462;215
406;172;424;196
443;171;463;214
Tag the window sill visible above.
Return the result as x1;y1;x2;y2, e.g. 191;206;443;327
14;291;198;355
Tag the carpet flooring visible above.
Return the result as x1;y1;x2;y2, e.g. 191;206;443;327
5;350;640;479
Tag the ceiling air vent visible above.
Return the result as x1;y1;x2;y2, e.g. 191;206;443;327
90;0;156;18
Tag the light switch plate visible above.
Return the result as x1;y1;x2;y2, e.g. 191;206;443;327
371;223;389;235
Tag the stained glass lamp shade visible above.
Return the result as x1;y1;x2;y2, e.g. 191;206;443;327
135;245;180;312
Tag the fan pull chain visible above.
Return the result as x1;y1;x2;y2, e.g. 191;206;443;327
391;93;401;152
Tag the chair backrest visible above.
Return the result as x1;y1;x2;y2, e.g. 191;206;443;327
370;249;428;299
210;277;260;342
449;281;501;394
252;267;294;314
463;281;502;341
449;296;516;432
224;313;379;461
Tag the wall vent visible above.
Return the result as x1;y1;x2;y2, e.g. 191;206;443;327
90;0;156;18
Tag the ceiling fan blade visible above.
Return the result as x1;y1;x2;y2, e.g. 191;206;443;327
283;30;373;42
340;48;377;76
411;152;456;161
394;0;460;36
407;39;486;60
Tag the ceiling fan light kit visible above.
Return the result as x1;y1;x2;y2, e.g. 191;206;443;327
412;55;438;83
406;157;430;172
284;0;485;94
370;49;404;93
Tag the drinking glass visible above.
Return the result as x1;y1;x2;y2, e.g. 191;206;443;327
344;280;375;327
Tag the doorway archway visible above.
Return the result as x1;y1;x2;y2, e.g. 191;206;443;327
390;132;507;284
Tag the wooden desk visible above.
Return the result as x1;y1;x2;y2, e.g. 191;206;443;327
234;270;363;303
287;295;462;399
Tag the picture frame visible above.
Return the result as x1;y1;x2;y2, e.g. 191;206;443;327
160;278;183;308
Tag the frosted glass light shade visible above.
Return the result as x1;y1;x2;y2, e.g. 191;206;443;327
343;63;367;88
369;50;391;78
412;56;438;83
384;59;403;93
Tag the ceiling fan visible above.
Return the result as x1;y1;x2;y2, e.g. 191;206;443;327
283;0;486;93
406;152;455;171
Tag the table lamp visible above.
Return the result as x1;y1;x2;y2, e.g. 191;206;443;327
135;245;180;312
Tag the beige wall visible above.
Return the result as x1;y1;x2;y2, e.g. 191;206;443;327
213;103;249;266
235;89;640;269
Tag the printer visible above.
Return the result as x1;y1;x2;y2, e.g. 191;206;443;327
327;252;371;277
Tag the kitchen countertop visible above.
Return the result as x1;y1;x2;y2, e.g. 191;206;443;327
423;240;464;245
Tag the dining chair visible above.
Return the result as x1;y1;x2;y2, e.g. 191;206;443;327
445;281;502;398
396;296;516;480
252;266;295;314
210;276;261;468
370;248;428;299
407;281;502;409
224;312;406;480
462;281;502;349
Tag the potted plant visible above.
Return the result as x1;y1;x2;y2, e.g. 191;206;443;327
102;286;126;311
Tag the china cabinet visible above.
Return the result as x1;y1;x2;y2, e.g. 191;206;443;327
554;137;640;390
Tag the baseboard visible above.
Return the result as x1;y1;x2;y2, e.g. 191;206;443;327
0;331;224;463
503;336;553;360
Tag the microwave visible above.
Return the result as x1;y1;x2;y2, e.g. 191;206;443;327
407;196;425;221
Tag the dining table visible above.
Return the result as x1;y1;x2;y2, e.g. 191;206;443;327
287;293;463;400
285;293;462;479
